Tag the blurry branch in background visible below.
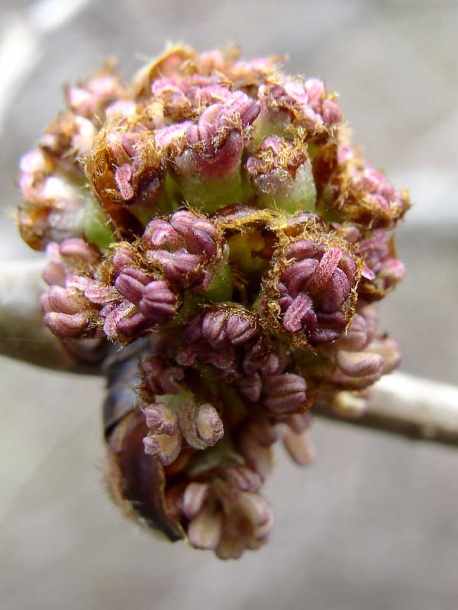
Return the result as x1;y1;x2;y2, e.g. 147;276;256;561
2;260;458;448
0;259;105;374
315;373;458;448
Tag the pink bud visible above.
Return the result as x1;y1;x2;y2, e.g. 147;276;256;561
43;311;92;338
195;403;224;446
187;506;222;550
336;350;384;378
115;267;151;306
181;483;210;519
144;403;178;436
263;373;307;414
45;286;87;315
143;430;182;466
139;281;178;324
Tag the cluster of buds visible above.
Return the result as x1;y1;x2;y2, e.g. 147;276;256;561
18;46;409;559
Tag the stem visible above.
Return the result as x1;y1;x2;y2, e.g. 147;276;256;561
315;372;458;448
0;259;105;373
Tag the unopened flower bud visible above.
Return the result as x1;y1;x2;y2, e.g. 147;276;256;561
170;92;259;210
246;136;316;213
181;482;210;519
43;310;94;339
144;403;178;436
66;61;126;119
195;403;224;446
336;350;384;378
263;373;307;414
263;237;361;346
187;506;223;550
142;210;226;292
138;280;178;324
114;267;152;306
143;430;182;466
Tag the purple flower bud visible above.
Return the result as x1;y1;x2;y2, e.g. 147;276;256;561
144;403;178;436
171;211;219;255
115;310;148;338
70;276;118;306
328;148;410;227
43;311;93;339
366;336;401;374
169;92;260;209
141;356;184;395
43;286;88;315
266;238;360;346
237;373;262;402
243;343;274;376
87;119;165;226
112;246;138;275
321;98;342;125
201;309;228;347
101;300;142;341
138;280;178;324
59;238;100;265
356;230;405;300
282;293;317;334
198;307;259;349
18;161;89;249
114;267;151;306
336;350;385;378
329;312;370;351
263;373;307;414
66;62;126;119
142;211;224;290
257;78;325;134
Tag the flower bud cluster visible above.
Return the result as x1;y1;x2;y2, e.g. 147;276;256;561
18;46;409;558
261;234;361;347
167;464;274;560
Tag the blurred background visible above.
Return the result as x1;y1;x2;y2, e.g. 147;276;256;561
1;0;458;608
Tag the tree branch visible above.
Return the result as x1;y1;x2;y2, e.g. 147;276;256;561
0;259;106;373
315;372;458;448
2;260;458;447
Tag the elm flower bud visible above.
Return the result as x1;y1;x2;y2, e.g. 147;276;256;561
66;60;127;120
262;236;362;346
356;230;406;300
315;145;410;228
142;210;230;293
171;464;274;558
86;118;166;229
18;45;409;559
169;92;260;210
142;392;224;465
246;135;316;213
262;373;307;414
